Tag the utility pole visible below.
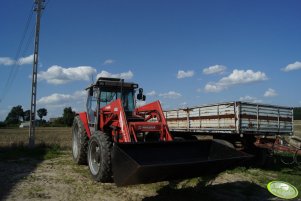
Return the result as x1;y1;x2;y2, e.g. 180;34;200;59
29;0;44;148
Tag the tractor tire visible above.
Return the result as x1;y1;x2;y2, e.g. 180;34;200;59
87;131;112;182
72;116;88;165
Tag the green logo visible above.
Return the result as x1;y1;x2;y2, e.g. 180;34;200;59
267;181;299;199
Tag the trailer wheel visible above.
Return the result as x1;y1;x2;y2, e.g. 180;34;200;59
72;116;88;164
87;131;112;182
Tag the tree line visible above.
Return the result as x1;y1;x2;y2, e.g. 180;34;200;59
294;107;301;120
0;105;76;128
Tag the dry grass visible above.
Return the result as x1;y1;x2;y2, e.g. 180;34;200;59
0;127;71;149
294;120;301;137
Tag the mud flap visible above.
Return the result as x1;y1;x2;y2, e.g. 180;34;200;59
112;140;252;186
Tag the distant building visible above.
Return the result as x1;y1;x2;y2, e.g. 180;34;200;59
19;121;30;128
19;120;40;128
49;117;59;123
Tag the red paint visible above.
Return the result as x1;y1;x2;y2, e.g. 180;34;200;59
78;99;173;143
78;112;91;138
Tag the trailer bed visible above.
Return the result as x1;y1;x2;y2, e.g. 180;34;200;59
164;101;293;136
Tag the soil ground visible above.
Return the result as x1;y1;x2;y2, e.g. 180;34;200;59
0;151;279;201
0;123;300;201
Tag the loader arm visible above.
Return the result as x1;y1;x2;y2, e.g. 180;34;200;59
100;99;131;143
134;101;173;141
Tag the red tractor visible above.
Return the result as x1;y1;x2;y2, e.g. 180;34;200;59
72;77;251;186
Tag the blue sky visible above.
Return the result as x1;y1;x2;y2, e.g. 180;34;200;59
1;0;301;121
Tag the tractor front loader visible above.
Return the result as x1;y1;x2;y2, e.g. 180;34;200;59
72;77;251;186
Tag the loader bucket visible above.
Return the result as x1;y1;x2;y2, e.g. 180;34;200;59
112;139;252;186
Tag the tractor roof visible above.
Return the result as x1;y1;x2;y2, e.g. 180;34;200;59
86;77;139;90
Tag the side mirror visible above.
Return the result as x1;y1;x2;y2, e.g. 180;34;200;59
137;88;146;101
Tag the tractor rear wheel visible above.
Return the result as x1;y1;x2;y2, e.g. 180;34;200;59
72;116;88;164
87;131;112;182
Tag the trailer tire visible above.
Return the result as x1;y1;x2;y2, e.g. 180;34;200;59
72;116;88;165
87;131;112;182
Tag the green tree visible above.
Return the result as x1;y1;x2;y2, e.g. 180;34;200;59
37;108;47;121
23;110;31;121
5;105;24;125
52;117;65;127
294;107;301;120
63;107;76;127
0;121;6;128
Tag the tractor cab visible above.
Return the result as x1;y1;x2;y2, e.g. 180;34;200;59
86;77;142;127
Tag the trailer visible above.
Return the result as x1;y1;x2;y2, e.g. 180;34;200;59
164;101;299;164
164;101;293;136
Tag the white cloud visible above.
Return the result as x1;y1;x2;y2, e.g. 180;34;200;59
239;95;262;103
38;93;72;105
146;90;156;96
282;61;301;72
37;90;86;105
17;54;34;65
96;70;133;80
219;69;267;85
203;65;226;75
204;83;224;93
37;90;87;118
264;88;278;97
103;59;115;65
204;69;268;93
38;65;96;84
159;91;182;99
177;70;194;79
0;57;15;66
0;54;33;66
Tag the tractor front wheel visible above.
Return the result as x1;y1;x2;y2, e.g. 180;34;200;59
87;131;112;182
72;116;88;164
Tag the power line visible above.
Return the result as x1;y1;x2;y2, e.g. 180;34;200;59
0;0;51;107
0;3;35;102
0;0;51;103
15;4;35;62
23;26;36;56
10;0;50;98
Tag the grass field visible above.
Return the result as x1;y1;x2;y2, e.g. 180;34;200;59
0;122;300;200
0;127;71;149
